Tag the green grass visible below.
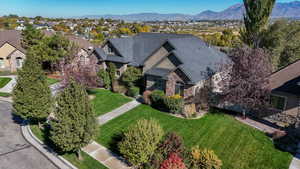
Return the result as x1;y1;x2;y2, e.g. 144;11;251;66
46;77;60;85
0;77;11;88
0;92;11;97
30;125;107;169
96;104;292;169
88;89;132;116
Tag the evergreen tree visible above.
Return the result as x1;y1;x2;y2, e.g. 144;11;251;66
21;25;44;49
50;79;97;159
12;53;52;125
241;0;275;48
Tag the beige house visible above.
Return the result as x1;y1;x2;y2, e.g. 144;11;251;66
0;30;26;72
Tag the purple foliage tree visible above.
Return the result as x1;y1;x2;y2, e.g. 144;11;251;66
219;46;272;117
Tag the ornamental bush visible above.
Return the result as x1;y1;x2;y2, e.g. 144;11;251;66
188;147;222;169
118;119;164;166
127;86;140;98
164;95;184;114
160;153;187;169
97;69;111;89
121;67;142;87
150;132;186;169
150;90;165;109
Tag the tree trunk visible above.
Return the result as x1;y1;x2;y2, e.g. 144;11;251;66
38;121;43;129
242;109;247;120
77;149;83;161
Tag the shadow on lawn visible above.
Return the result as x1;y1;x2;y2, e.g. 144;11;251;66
107;133;124;155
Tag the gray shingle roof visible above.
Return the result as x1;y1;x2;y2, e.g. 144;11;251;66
0;30;25;53
95;33;230;83
145;68;171;78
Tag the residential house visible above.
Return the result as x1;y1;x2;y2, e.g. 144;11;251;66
43;30;95;64
93;33;230;102
267;60;300;127
0;30;26;72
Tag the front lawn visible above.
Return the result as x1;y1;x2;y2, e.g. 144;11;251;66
88;89;132;116
46;77;60;85
96;104;292;169
30;125;107;169
0;92;11;97
0;77;11;88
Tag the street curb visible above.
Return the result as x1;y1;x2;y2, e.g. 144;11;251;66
21;124;78;169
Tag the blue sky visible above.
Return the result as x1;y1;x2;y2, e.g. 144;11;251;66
0;0;296;17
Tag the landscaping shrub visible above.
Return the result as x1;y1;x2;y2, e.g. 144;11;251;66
188;146;222;169
127;86;140;98
112;81;127;94
160;153;187;169
143;90;152;105
121;67;142;87
150;90;165;109
149;132;185;169
118;119;164;166
107;62;116;88
164;95;184;114
97;69;111;89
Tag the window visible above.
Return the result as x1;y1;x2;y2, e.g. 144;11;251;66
270;95;286;111
80;55;86;64
116;70;121;76
154;78;165;91
175;82;184;96
0;58;4;68
16;57;23;68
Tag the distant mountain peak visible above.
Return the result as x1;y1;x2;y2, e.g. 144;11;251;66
81;1;300;21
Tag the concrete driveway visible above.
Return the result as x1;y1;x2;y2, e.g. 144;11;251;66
0;101;57;169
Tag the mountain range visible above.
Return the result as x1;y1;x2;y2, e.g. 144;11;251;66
81;1;300;21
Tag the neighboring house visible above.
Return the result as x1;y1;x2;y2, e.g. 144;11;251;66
267;59;300;126
43;30;95;65
0;30;26;72
92;33;230;101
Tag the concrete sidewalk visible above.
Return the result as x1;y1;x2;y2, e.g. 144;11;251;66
82;141;131;169
98;99;140;125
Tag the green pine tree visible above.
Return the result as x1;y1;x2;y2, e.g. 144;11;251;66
12;54;53;125
50;79;97;159
241;0;276;48
21;25;44;49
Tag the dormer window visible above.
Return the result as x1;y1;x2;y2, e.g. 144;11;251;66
107;46;114;55
104;42;115;55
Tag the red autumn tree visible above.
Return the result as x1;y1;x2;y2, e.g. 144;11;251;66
60;51;100;88
160;153;187;169
219;46;272;117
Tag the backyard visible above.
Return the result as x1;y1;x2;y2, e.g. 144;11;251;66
96;104;293;169
87;89;132;116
